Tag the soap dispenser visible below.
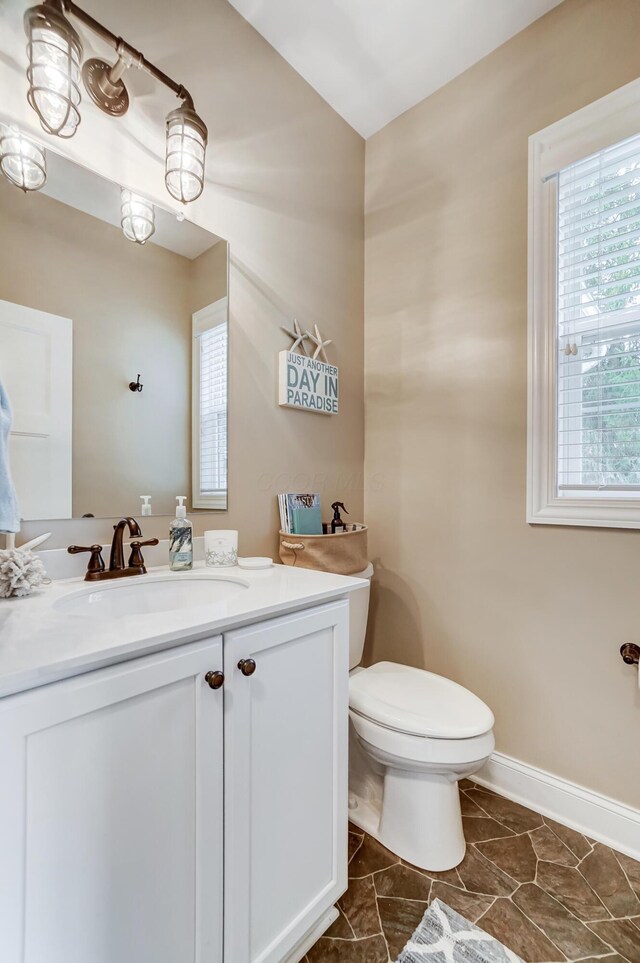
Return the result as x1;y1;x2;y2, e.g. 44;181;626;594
169;496;193;571
140;495;152;516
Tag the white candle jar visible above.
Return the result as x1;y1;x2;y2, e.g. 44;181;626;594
204;530;238;567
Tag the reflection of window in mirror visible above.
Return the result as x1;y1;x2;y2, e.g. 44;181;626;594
192;299;228;510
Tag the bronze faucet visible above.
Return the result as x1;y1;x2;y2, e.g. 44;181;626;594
110;516;141;570
69;516;159;582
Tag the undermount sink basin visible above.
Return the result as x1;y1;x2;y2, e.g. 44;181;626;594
55;573;249;619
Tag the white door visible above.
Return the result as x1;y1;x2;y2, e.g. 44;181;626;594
0;299;72;520
0;637;224;963
224;601;350;963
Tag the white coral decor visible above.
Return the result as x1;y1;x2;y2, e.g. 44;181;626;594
0;549;50;599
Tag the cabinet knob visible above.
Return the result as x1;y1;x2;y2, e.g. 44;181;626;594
238;658;256;677
205;670;225;689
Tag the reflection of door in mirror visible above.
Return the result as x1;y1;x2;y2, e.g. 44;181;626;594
0;301;72;520
0;147;228;521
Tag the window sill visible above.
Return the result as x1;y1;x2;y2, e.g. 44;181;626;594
528;497;640;529
193;494;228;511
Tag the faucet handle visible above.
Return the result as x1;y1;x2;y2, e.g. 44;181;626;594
68;544;105;576
128;538;159;572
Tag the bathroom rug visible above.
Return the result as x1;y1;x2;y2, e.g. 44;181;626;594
396;899;524;963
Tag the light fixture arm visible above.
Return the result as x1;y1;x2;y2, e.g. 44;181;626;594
48;0;196;109
24;0;208;202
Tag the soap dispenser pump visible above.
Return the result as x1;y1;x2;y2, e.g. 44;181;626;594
169;496;193;571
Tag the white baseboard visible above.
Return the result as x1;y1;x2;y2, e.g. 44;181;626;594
473;751;640;862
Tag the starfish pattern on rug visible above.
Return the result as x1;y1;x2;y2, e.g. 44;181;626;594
399;899;523;963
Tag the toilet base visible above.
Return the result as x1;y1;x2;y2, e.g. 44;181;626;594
348;719;493;871
382;768;465;870
349;770;466;872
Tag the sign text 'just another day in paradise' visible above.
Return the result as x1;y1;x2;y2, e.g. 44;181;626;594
278;351;339;415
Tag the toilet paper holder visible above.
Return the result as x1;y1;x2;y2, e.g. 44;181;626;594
620;642;640;665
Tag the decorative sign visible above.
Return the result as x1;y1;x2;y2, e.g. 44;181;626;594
279;351;339;415
279;320;338;415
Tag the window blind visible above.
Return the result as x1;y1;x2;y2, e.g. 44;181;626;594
198;321;227;498
557;131;640;496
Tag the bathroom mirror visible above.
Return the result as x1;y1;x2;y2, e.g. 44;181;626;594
0;142;228;520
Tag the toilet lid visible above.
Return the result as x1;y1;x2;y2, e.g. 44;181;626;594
349;662;494;739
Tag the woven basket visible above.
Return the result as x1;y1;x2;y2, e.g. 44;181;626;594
279;524;368;575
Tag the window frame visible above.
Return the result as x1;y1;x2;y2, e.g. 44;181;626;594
528;78;640;528
192;297;228;511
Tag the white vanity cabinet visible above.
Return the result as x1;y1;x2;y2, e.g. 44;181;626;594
0;598;349;963
224;601;349;963
0;635;225;963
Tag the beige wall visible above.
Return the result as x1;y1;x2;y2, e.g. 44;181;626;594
364;0;640;807
191;240;229;316
0;0;364;551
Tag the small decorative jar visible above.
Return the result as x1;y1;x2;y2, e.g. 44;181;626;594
204;530;238;568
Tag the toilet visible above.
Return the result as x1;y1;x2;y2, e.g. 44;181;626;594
348;564;495;871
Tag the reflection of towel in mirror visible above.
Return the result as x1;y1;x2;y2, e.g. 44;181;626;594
0;380;20;534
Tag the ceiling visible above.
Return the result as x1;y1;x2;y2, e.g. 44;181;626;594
228;0;563;138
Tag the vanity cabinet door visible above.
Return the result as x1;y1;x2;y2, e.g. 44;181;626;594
0;637;224;963
224;600;349;963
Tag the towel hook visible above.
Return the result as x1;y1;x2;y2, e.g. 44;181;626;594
129;374;143;393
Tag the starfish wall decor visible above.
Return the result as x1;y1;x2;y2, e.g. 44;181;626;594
306;324;333;363
281;319;334;363
280;319;309;355
278;320;339;414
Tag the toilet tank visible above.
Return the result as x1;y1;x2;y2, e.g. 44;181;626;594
349;563;374;669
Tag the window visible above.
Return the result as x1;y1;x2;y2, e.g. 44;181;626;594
528;79;640;527
192;298;228;510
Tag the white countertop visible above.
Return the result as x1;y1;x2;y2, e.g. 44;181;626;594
0;563;366;699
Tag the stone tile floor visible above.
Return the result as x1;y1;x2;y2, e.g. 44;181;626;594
303;781;640;963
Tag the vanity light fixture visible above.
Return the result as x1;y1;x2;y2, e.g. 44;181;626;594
121;189;155;245
24;2;82;138
23;0;208;203
0;126;47;192
165;104;207;204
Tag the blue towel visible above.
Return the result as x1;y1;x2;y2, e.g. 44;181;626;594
0;379;20;534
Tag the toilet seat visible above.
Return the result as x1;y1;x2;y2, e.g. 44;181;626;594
349;661;494;739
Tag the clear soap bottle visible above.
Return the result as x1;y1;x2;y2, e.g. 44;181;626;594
169;496;193;571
